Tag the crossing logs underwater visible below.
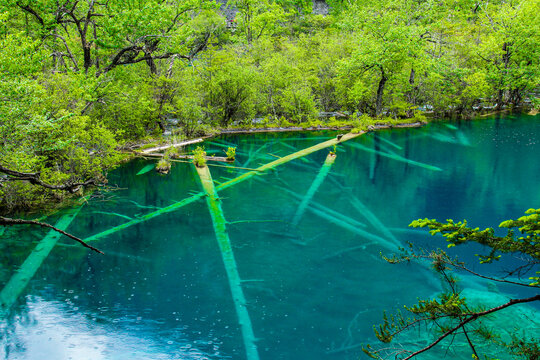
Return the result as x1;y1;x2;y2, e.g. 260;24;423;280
85;131;364;242
291;152;336;227
277;186;399;253
141;152;233;163
345;142;442;172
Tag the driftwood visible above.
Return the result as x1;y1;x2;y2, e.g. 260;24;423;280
347;194;401;248
345;142;442;171
242;142;271;168
85;191;207;242
84;132;363;243
141;153;233;163
377;135;403;150
279;186;399;252
218;132;364;191
0;216;102;254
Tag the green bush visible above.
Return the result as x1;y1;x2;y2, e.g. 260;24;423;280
156;157;171;174
193;146;207;167
225;147;236;161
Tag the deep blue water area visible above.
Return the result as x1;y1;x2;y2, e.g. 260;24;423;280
1;114;539;359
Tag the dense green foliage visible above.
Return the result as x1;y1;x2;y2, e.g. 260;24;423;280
365;209;540;359
1;0;539;210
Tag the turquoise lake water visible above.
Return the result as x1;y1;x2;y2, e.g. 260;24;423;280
1;114;539;359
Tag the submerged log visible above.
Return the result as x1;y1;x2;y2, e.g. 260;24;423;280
377;135;403;150
136;163;156;175
218;132;364;191
292;152;336;226
85;131;364;242
275;186;399;251
0;206;84;318
345;142;442;171
195;165;260;360
84;192;207;242
347;194;401;248
242;142;271;168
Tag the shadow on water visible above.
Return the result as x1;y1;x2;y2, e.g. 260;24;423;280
1;115;539;359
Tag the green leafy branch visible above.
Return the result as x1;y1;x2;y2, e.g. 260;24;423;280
365;209;540;359
410;208;540;265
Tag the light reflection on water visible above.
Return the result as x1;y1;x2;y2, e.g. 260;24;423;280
1;297;221;360
1;114;539;359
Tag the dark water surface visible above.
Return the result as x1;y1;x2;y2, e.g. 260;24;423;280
1;114;539;359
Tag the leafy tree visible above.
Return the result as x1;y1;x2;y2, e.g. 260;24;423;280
364;209;540;360
0;0;223;210
162;67;206;137
200;49;259;126
336;0;428;117
308;31;354;112
0;0;220;75
474;0;540;109
1;0;538;212
228;0;289;43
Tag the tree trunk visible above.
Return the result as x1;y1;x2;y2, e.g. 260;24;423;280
93;22;100;71
145;54;157;75
406;68;416;118
510;88;522;107
83;45;92;73
497;89;504;111
376;67;387;117
496;42;512;110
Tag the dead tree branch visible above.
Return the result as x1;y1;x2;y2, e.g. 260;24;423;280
0;165;100;193
0;216;103;254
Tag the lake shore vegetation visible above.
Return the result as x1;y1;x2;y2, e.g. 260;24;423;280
1;0;538;211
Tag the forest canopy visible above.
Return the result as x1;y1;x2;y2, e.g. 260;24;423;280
1;0;539;211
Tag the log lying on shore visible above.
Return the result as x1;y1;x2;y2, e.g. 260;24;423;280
142;152;233;163
139;138;205;154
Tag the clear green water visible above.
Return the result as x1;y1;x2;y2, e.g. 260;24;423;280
1;114;539;359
